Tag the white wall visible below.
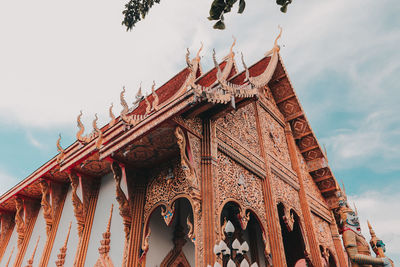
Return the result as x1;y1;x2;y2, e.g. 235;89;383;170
21;207;46;266
48;186;80;267
85;173;126;267
146;200;195;267
0;225;18;266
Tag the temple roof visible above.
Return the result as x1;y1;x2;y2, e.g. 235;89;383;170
0;37;338;213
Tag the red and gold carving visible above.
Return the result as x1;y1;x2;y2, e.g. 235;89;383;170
15;198;26;250
214;152;268;239
39;179;53;237
258;105;291;170
175;126;198;188
55;222;71;267
68;172;85;237
216;103;261;158
94;204;115;267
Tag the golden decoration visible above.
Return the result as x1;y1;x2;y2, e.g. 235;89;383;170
55;222;72;267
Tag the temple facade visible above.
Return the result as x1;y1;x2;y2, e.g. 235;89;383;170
0;29;393;267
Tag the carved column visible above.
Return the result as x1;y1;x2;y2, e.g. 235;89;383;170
69;172;101;267
38;181;68;267
13;197;40;267
329;215;348;267
201;118;216;265
284;122;324;267
0;213;15;262
126;182;146;267
111;162;132;267
253;102;287;266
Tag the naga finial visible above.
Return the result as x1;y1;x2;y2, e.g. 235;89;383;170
151;81;159;111
76;111;85;141
241;52;250;81
93;113;103;149
230;36;236;55
109;103;116;127
274;25;283;47
353;202;359;216
196;42;203;60
56;134;65;164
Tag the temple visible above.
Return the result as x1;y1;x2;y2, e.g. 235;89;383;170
0;29;394;267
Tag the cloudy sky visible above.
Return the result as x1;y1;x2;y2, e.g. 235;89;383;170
1;0;399;262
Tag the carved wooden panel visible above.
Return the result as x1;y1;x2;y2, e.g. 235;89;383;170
214;152;268;236
258;105;292;170
270;173;302;217
311;214;337;263
216;103;261;157
187;132;201;176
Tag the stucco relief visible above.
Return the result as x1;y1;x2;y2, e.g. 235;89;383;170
181;116;203;138
215;102;261;157
258;106;292;170
214;152;267;237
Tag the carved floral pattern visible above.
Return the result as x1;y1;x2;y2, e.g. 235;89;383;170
259;106;292;169
214;152;268;237
39;179;53;237
216;103;261;158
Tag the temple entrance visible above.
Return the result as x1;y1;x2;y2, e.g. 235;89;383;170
145;198;195;267
220;202;271;267
277;203;307;267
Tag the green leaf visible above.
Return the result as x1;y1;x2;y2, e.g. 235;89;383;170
224;0;237;12
276;0;285;6
238;0;245;13
209;0;226;21
213;20;226;30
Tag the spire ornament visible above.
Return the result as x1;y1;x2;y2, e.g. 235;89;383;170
5;246;15;267
56;222;72;267
132;82;144;109
94;204;115;267
25;236;40;267
120;86;147;127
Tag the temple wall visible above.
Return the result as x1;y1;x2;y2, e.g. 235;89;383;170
214;151;268;238
258;103;292;171
1;224;18;265
48;186;80;266
22;207;46;265
311;213;338;264
85;172;126;267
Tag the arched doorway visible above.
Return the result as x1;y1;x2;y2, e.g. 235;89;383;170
277;203;307;267
220;201;271;267
145;198;195;267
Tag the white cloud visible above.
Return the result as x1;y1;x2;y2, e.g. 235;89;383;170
322;110;400;171
0;168;19;195
26;132;44;149
348;190;400;263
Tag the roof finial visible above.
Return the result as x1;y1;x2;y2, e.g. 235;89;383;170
93;113;103;149
274;25;283;47
241;52;250;81
196;42;204;59
353;202;358;216
109;103;116;127
230;36;236;55
151;81;159;111
56;134;65;164
76;111;85;141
